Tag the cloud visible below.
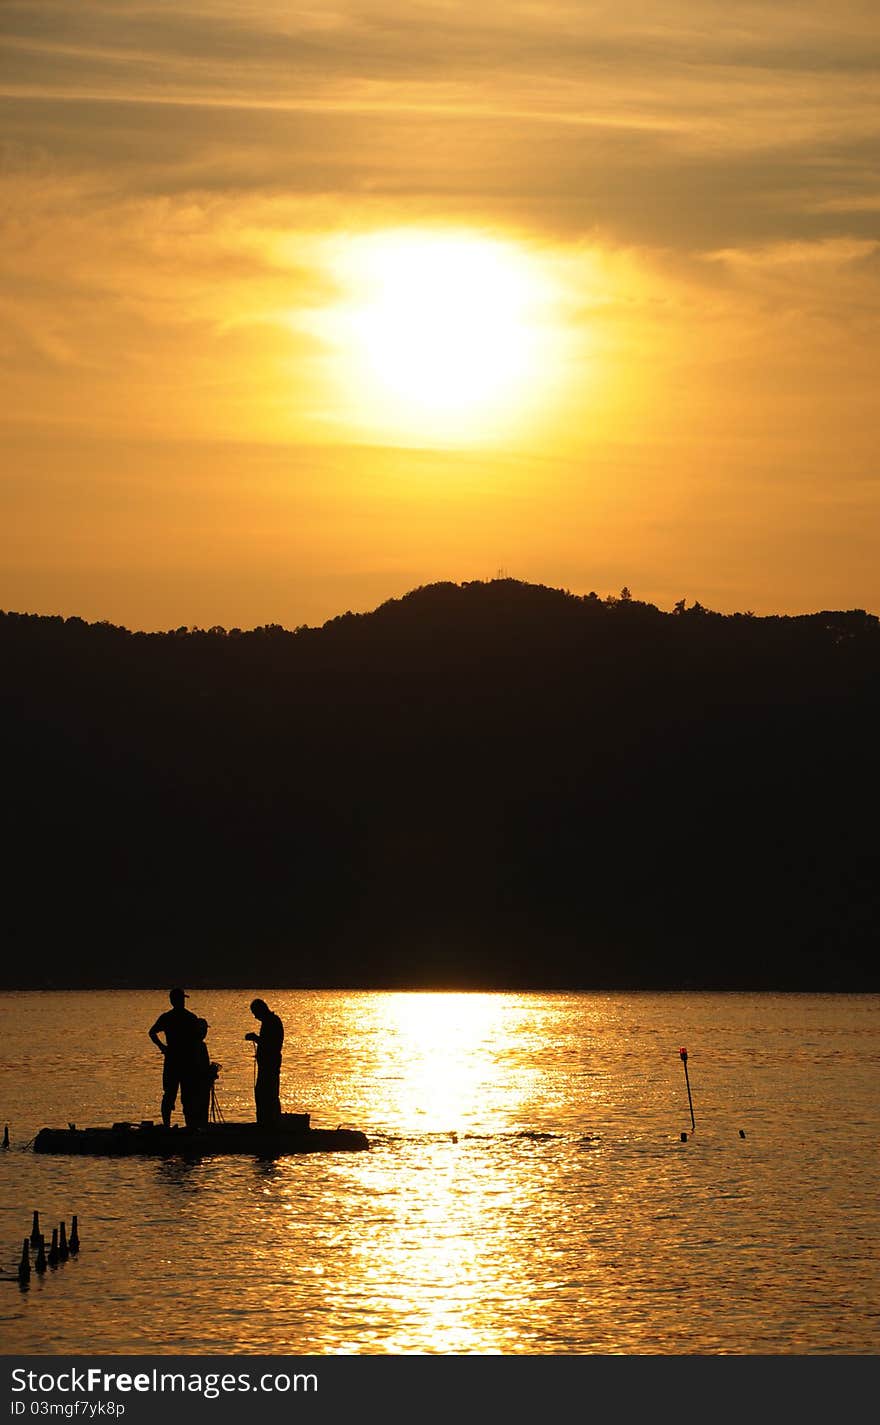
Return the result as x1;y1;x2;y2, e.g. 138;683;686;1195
2;0;879;253
3;3;879;486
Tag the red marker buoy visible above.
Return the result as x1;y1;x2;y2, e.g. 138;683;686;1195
680;1047;695;1134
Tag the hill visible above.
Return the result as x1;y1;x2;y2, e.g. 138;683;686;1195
1;580;878;989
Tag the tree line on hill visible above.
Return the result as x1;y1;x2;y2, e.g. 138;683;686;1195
2;579;878;990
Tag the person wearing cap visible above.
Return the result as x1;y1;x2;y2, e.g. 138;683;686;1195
149;988;201;1128
245;999;284;1127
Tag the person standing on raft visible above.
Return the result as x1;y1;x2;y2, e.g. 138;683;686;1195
181;1017;219;1131
148;987;201;1128
245;999;284;1127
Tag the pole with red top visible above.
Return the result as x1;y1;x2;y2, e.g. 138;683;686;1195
680;1047;695;1134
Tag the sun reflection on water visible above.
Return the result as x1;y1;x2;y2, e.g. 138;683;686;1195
368;992;531;1133
318;993;554;1351
3;991;877;1354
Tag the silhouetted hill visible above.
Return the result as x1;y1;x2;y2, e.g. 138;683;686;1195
2;580;878;989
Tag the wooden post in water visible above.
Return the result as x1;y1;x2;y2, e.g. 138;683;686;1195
70;1215;80;1254
59;1222;69;1261
30;1211;41;1247
680;1047;695;1133
35;1235;47;1273
48;1227;59;1267
2;1125;8;1149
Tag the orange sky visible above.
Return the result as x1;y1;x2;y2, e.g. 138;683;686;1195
2;1;879;629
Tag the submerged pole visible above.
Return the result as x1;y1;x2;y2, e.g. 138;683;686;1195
59;1222;69;1261
69;1215;80;1254
680;1047;695;1133
2;1125;8;1149
30;1211;41;1247
35;1235;47;1273
48;1227;59;1267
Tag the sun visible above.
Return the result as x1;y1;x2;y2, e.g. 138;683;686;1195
317;229;561;443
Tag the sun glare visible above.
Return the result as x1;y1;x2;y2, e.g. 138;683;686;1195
375;992;520;1131
315;230;565;444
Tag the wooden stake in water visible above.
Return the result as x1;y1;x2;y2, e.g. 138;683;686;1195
680;1047;695;1133
30;1211;41;1247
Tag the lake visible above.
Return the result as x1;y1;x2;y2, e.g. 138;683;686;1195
0;990;877;1354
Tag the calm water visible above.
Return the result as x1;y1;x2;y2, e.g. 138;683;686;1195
0;990;877;1355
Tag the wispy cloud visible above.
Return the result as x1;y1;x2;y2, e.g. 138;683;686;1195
3;1;879;249
3;2;880;624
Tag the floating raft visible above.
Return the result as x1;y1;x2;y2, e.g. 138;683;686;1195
33;1114;369;1157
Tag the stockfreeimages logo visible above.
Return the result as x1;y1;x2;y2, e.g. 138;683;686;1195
10;1368;318;1403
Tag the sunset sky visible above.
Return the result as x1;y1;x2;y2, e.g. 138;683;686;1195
2;0;879;630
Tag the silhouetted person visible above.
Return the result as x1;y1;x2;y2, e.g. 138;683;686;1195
181;1018;218;1131
245;999;284;1127
149;987;201;1128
